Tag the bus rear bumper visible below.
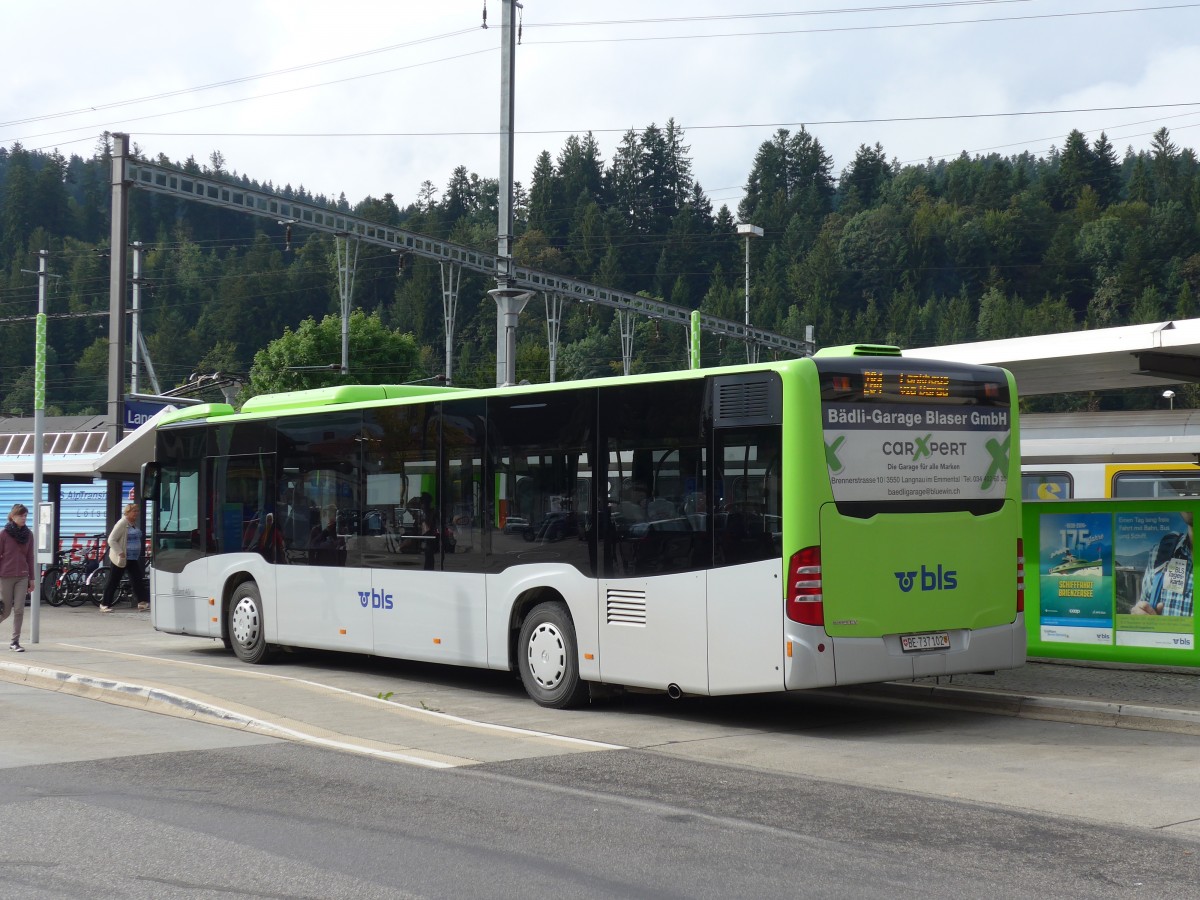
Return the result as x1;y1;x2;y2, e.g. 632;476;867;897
828;615;1026;686
785;615;1026;689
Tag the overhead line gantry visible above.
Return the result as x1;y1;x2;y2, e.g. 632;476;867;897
105;134;813;438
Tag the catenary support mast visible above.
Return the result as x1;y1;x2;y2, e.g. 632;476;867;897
490;0;531;386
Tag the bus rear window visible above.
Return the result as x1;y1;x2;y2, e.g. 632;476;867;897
816;358;1012;511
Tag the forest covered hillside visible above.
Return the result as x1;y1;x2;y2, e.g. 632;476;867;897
1;122;1198;414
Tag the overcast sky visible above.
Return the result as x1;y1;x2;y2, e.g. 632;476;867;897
5;1;1200;216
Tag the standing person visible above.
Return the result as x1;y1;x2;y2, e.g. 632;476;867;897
0;504;35;651
99;504;150;613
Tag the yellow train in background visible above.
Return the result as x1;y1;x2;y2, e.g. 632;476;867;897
1021;409;1200;500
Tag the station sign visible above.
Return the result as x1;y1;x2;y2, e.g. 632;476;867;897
124;397;170;431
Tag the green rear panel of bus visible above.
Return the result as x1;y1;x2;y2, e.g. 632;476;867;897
785;351;1021;642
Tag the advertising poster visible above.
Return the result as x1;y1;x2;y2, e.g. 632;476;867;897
823;402;1010;503
1114;512;1195;651
1038;512;1113;645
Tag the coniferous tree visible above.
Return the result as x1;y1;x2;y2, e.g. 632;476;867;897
527;150;558;239
839;143;893;213
1092;132;1123;206
1;144;33;262
1151;127;1180;203
557;132;605;210
1056;130;1095;209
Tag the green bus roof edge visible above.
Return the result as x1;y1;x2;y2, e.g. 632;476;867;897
154;356;901;427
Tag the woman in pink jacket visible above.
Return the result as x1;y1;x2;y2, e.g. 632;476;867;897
0;503;36;652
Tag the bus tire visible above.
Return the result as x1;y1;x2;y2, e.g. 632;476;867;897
228;582;271;664
517;602;588;709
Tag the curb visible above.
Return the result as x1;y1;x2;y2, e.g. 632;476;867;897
0;660;270;731
853;681;1200;736
0;660;461;768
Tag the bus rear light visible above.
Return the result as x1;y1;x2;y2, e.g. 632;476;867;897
786;546;824;626
1016;538;1025;613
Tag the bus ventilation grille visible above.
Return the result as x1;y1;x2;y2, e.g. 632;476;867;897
714;376;779;427
606;589;647;626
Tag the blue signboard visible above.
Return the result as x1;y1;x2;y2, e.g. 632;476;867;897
125;398;168;430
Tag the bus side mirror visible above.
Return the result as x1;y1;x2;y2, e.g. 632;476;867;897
141;462;160;503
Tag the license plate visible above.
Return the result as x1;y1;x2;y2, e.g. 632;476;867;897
900;632;950;652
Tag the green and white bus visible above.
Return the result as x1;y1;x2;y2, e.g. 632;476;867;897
143;345;1025;707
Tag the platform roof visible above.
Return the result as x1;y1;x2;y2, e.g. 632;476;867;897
0;408;174;482
905;319;1200;395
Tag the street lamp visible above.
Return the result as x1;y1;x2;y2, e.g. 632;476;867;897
1163;389;1176;410
736;223;763;362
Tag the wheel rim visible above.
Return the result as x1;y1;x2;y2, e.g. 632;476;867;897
526;622;567;690
230;594;261;648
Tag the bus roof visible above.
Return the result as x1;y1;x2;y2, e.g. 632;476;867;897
155;358;807;428
155;346;1009;430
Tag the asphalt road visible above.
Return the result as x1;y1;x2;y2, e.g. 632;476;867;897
3;680;1199;899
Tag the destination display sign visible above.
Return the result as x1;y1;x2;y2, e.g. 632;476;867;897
825;367;1006;405
862;369;950;399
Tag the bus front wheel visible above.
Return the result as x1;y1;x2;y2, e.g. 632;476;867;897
517;602;589;709
228;582;271;664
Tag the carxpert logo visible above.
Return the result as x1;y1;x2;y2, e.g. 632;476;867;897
825;435;846;473
357;589;394;610
894;564;957;593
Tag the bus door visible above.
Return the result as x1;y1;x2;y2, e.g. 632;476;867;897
275;413;372;653
597;382;709;694
708;424;784;694
150;427;208;636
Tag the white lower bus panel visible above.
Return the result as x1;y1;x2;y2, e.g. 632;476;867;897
153;557;220;639
482;559;786;697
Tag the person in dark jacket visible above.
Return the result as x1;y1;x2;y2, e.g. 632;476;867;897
0;503;36;652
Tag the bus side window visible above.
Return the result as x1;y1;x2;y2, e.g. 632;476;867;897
601;381;708;577
488;391;596;576
715;428;781;567
277;412;363;568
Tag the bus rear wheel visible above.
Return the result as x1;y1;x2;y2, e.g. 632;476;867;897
517;602;589;709
228;582;271;664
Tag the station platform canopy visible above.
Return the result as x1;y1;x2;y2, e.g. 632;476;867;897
0;406;175;482
905;318;1200;395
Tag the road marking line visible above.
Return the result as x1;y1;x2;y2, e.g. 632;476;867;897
54;642;627;750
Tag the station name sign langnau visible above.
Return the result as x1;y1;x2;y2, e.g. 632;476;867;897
124;397;170;430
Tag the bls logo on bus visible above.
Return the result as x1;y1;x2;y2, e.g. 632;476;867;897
357;589;394;610
894;565;957;593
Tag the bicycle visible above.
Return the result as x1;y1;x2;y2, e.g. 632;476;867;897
45;538;105;607
88;557;152;608
41;558;65;606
